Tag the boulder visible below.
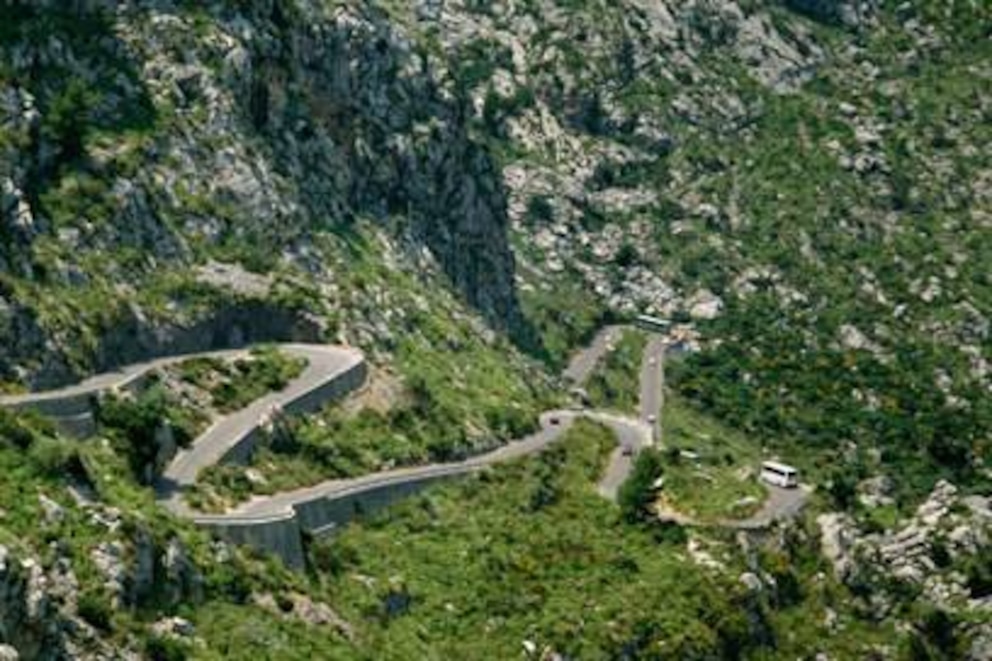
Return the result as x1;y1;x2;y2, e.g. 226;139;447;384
817;513;856;579
37;495;65;526
152;616;196;639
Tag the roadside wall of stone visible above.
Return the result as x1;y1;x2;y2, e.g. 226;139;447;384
295;470;465;535
195;512;307;570
217;358;368;466
200;465;474;567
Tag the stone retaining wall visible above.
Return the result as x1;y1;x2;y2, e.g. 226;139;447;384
202;466;471;568
194;512;306;570
217;358;368;466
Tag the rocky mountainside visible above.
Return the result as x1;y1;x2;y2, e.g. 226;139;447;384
0;0;990;659
1;0;525;387
428;0;990;501
819;482;992;658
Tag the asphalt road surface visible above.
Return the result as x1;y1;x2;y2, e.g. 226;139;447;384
226;410;650;519
0;349;249;408
4;324;806;533
563;325;626;384
657;484;812;529
639;335;667;445
161;345;364;489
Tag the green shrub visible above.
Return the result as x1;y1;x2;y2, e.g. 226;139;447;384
825;469;858;511
144;635;189;661
28;436;82;477
964;553;992;599
97;388;168;481
0;409;39;450
205;565;253;604
42;77;98;163
618;448;664;523
525;194;555;225
77;590;113;632
206;348;305;413
905;606;964;661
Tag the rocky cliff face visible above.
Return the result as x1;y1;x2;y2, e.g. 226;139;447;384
0;1;522;386
0;545;69;660
818;482;992;659
233;2;521;330
0;495;213;660
784;0;876;27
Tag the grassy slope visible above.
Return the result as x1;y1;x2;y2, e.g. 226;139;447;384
176;346;307;414
301;419;764;659
282;417;898;659
193;233;561;509
660;395;768;521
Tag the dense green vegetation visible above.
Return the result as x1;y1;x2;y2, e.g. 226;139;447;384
97;382;206;483
585;329;647;413
94;348;304;485
0;410;354;659
291;419;898;659
0;407;907;659
177;347;306;413
518;273;612;370
617;447;665;523
301;420;769;659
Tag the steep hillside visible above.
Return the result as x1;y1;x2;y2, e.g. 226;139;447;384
0;1;990;659
394;0;991;502
0;0;526;387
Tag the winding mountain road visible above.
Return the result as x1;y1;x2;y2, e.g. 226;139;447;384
640;336;667;443
2;330;659;523
3;326;661;503
563;325;627;384
227;411;651;522
157;344;365;510
221;328;661;521
3;324;805;565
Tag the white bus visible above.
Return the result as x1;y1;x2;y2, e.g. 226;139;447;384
760;461;799;488
635;314;670;333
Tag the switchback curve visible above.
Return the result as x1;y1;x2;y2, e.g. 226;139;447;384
3;330;664;567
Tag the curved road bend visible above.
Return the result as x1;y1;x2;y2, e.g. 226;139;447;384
580;328;666;499
2;328;660;527
0;343;364;514
226;411;650;520
188;327;660;522
160;346;363;487
563;325;627;384
0;349;250;409
2;326;807;540
657;485;811;530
